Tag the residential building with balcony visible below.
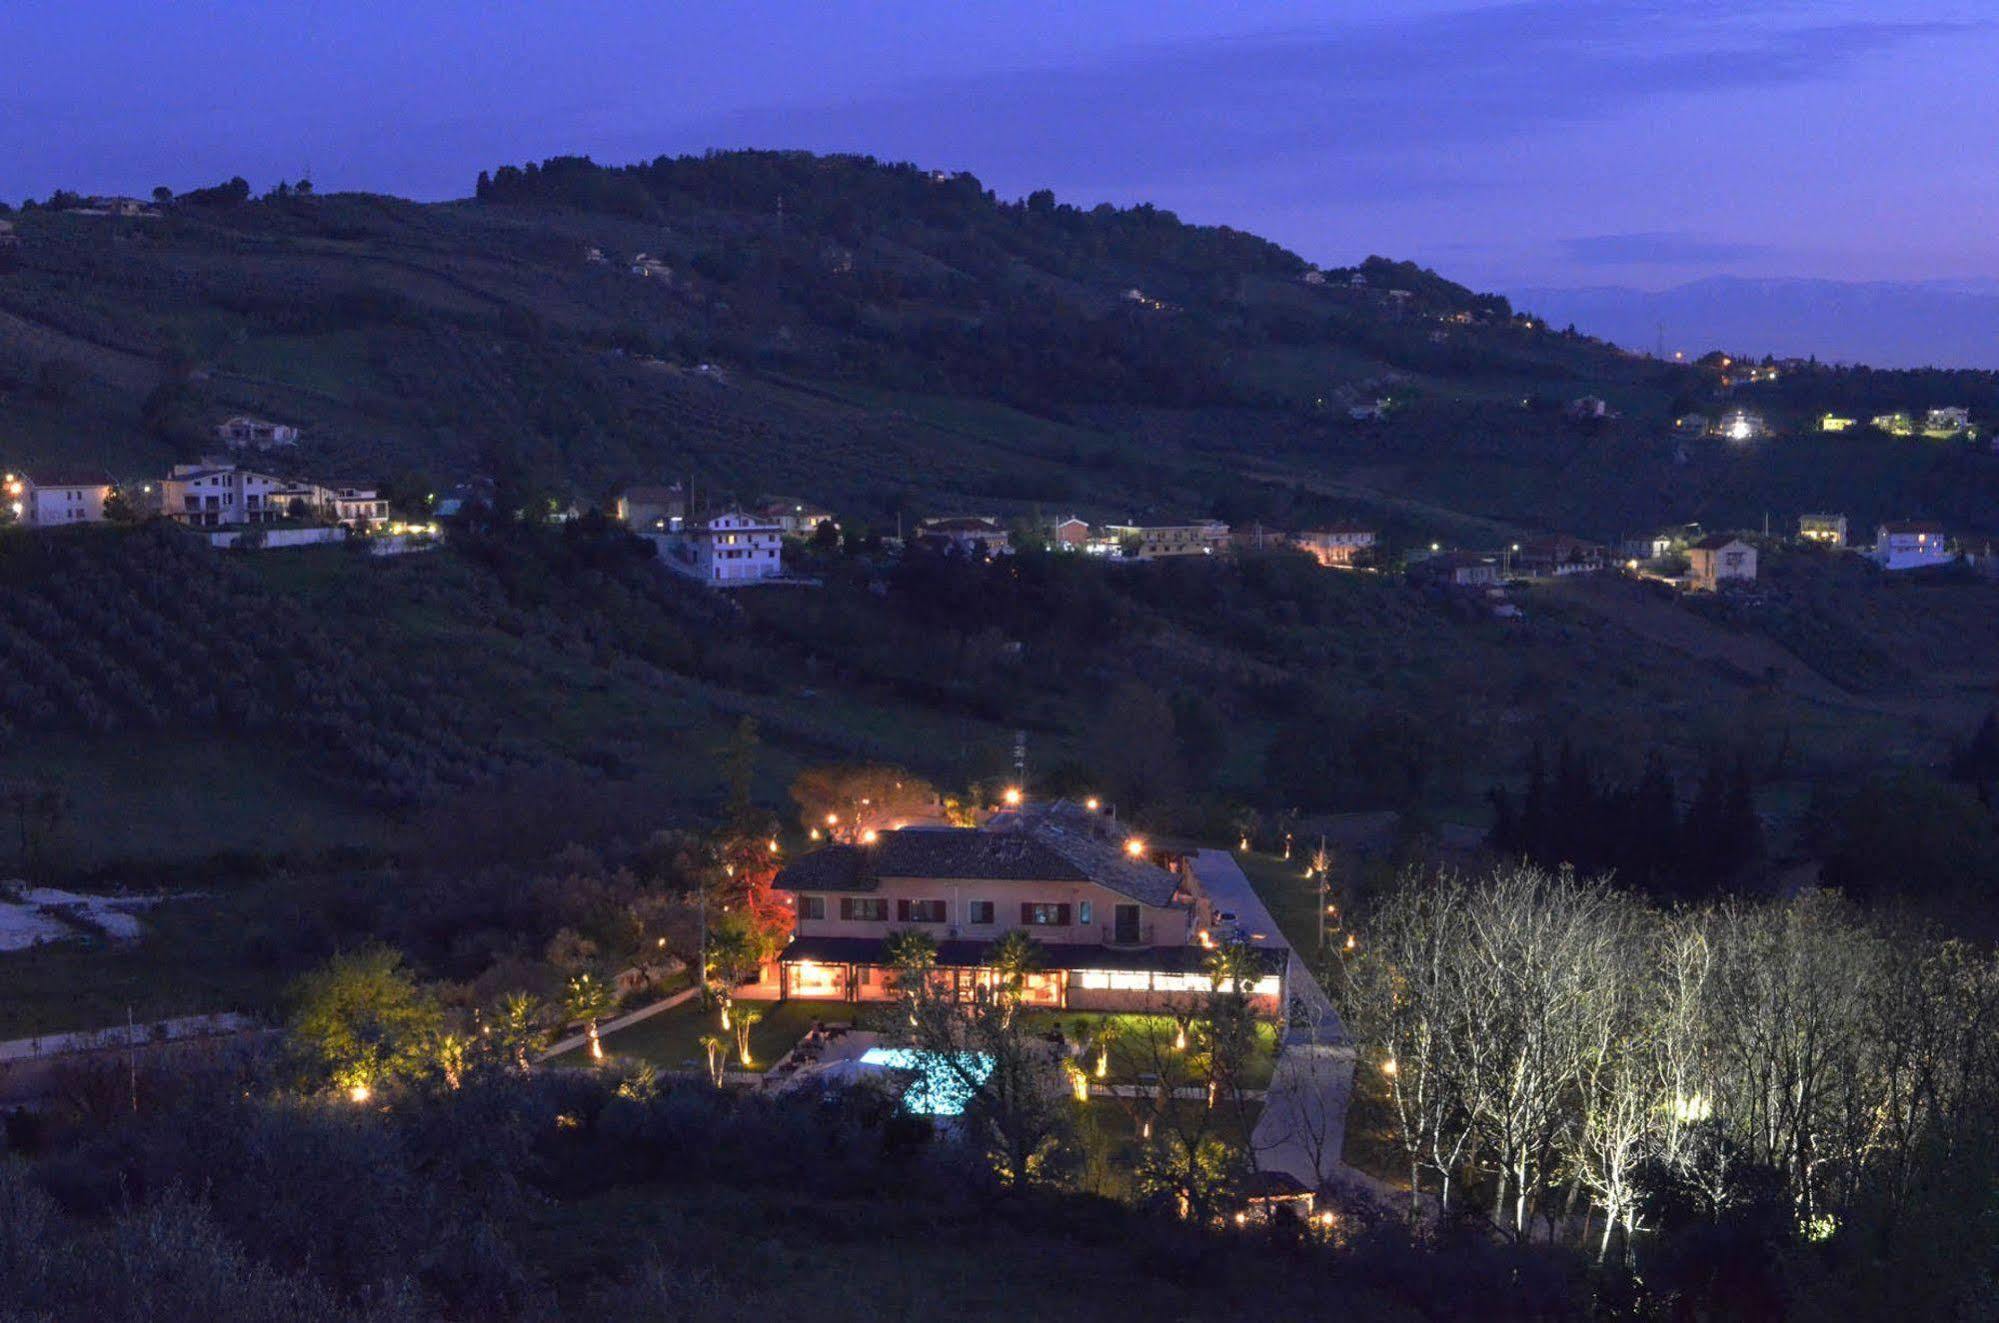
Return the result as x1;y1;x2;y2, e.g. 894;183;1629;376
652;510;786;586
1095;520;1230;560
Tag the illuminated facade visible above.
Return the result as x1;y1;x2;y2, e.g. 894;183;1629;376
654;510;786;585
767;810;1286;1013
18;471;112;527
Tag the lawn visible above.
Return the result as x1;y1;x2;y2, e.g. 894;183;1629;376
0;898;290;1039
1017;1010;1281;1092
1231;850;1327;956
569;998;859;1073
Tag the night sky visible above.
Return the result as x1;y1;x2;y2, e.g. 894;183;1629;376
6;1;1993;294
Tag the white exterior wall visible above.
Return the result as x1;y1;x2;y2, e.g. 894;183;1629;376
692;514;783;584
25;484;108;527
1875;529;1952;571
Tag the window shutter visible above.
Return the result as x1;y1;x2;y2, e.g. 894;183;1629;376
1056;905;1072;926
1021;902;1035;925
897;899;911;922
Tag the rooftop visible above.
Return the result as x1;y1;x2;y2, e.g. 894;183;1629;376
25;469;114;489
777;811;1183;907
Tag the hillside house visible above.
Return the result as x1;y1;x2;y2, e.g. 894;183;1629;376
1818;414;1857;433
764;807;1286;1014
1410;551;1500;588
1871;411;1916;437
1798;514;1848;546
1231;523;1292;554
654;510;786;586
1713;410;1766;442
757;500;837;538
1348;399;1391;422
317;484;390;527
1516;536;1606;578
161;464;286;527
1874;522;1952;572
616;484;687;533
629;254;673;280
1924;407;1973;437
1300;269;1326;286
1620;531;1677;561
1672;414;1710;437
215;417;300;451
16;470;113;527
915;517;1011;558
1045;516;1091;549
1097;521;1230;560
1566;396;1611;420
1686;536;1757;591
1296;524;1376;568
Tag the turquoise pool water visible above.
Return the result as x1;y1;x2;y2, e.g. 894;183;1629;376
857;1046;993;1116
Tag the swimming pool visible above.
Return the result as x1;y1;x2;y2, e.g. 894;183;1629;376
857;1046;993;1116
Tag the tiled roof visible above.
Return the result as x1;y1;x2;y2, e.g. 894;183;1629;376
1881;521;1945;535
25;469;113;489
776;815;1184;907
921;517;1005;534
1690;534;1749;551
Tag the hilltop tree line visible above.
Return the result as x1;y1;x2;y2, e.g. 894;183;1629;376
1487;744;1763;896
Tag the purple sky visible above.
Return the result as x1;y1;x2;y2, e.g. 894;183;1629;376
5;1;1993;292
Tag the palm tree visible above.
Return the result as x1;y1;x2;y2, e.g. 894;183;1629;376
492;990;547;1073
1082;1018;1121;1079
564;973;617;1063
985;930;1045;1025
707;918;761;1030
698;1034;728;1088
732;1008;764;1067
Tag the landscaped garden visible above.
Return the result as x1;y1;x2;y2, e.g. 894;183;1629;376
566;997;858;1072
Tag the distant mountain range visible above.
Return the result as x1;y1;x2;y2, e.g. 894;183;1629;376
1511;277;1999;371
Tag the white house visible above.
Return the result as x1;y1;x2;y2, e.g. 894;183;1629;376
316;484;390;527
1686;536;1757;591
215;417;300;451
915;517;1011;558
655;510;786;586
1097;521;1231;560
16;470;113;527
1296;524;1376;568
757;500;837;538
1874;522;1953;572
160;464;286;527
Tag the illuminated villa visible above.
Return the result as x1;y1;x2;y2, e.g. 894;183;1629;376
760;802;1288;1014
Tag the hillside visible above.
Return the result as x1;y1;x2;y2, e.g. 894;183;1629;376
0;153;1687;525
0;150;1996;891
